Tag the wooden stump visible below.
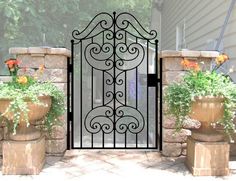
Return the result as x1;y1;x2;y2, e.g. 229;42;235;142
2;136;45;175
185;136;229;176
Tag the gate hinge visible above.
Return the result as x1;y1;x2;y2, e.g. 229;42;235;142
68;112;73;121
68;64;73;72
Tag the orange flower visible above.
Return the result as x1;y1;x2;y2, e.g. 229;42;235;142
38;64;45;74
216;53;229;65
5;59;21;69
17;76;28;84
181;59;200;71
181;59;190;67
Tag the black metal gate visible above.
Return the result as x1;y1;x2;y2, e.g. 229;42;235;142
68;12;162;149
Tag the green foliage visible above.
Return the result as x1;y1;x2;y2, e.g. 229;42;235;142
0;76;65;134
165;70;236;136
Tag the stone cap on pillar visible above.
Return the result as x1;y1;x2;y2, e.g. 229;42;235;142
161;50;219;59
9;47;71;58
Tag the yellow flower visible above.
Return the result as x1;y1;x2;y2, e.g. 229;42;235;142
17;76;28;84
215;53;229;65
38;64;45;74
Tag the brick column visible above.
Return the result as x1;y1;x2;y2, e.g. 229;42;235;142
161;50;219;157
4;47;71;156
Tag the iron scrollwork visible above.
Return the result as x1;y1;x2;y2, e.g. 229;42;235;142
72;12;158;143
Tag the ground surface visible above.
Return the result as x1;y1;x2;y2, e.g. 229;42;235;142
0;151;236;181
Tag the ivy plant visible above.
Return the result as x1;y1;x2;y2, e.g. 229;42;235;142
0;59;65;134
164;54;236;137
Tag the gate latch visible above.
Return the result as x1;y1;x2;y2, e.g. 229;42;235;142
147;74;158;87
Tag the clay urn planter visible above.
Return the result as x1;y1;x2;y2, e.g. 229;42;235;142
190;96;225;142
0;96;51;141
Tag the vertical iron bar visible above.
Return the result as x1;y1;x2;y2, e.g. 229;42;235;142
125;71;127;105
91;37;94;148
80;41;83;148
160;57;163;151
103;71;105;105
135;37;138;110
124;33;127;106
71;40;74;149
135;37;139;147
113;12;116;148
136;68;138;109
155;39;158;149
91;67;93;109
125;132;127;148
67;49;72;149
147;40;149;148
102;132;105;148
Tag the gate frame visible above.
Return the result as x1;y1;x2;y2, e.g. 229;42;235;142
67;12;163;150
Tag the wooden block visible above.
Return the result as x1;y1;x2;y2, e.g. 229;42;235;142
185;136;229;176
2;136;45;175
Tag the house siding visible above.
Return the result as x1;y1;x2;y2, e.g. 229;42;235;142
161;0;236;78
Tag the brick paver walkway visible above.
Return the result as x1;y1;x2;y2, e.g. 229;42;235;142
0;151;236;180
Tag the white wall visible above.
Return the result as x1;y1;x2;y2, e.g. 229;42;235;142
161;0;236;79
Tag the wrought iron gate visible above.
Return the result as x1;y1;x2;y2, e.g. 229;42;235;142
68;12;162;149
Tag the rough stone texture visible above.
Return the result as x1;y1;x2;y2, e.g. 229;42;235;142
181;143;187;156
163;116;176;129
161;50;221;157
45;124;66;140
229;133;236;156
186;136;229;176
45;55;67;68
4;47;71;157
54;83;67;94
161;50;219;58
9;47;28;54
28;47;47;54
161;50;182;57
163;129;191;143
0;140;2;155
17;68;35;77
39;69;67;82
182;118;201;129
200;51;219;58
163;57;183;71
181;50;201;57
2;136;45;175
163;116;201;130
17;55;45;68
47;48;71;57
46;137;67;155
0;127;3;140
163;71;185;85
162;142;182;157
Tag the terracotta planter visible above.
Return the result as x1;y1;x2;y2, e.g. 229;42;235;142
190;96;225;142
0;96;52;141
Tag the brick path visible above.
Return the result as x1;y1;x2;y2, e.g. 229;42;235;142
0;151;236;180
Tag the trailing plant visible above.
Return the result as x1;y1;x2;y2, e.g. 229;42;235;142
0;58;65;133
165;54;236;137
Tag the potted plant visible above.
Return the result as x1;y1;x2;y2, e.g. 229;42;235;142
164;54;236;142
0;58;65;141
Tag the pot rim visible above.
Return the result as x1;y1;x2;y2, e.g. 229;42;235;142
0;95;51;102
194;95;225;102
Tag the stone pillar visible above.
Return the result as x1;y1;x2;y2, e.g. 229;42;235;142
161;50;219;157
5;47;71;156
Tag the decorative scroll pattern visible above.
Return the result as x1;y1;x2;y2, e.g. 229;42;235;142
72;12;157;139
